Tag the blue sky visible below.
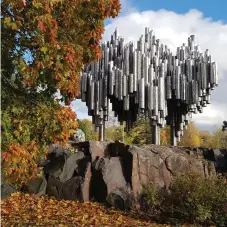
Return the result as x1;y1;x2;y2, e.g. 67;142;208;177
124;0;227;23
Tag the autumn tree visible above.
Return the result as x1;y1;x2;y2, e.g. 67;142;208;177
105;121;171;145
210;127;227;149
105;125;126;142
160;126;171;145
1;0;120;187
199;131;213;148
125;117;152;145
179;122;201;147
77;119;98;141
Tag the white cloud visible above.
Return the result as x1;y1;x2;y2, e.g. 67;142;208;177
103;8;227;128
73;8;227;130
118;0;137;15
192;103;227;125
71;100;92;120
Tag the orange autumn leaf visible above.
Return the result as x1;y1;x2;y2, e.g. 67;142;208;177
2;0;120;187
1;192;165;226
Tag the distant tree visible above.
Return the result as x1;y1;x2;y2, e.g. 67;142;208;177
179;122;201;147
105;125;125;142
77;119;98;141
160;126;171;145
222;121;227;131
211;127;227;149
126;117;152;145
199;131;213;148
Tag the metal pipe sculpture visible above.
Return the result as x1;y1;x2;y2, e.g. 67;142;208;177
80;28;218;145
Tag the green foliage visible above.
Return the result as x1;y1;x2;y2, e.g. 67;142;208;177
126;117;152;145
77;119;98;141
1;98;78;186
105;125;126;142
211;127;227;149
104;120;227;147
2;0;120;103
143;173;227;226
1;0;120;186
199;127;227;149
142;184;163;216
105;117;152;145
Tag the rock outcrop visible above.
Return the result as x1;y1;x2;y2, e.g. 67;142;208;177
1;177;18;200
21;141;225;210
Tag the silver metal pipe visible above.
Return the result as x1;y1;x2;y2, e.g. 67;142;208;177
80;28;218;145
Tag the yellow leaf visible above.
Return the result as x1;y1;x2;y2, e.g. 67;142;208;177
11;22;18;30
4;17;11;26
33;2;43;8
41;47;48;54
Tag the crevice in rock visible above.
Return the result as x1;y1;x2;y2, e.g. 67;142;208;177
72;170;79;177
164;155;174;176
18;142;227;211
136;153;141;184
104;142;117;157
72;141;92;159
90;166;107;203
62;177;83;201
107;142;133;188
202;148;215;162
203;161;207;178
77;157;90;178
120;153;133;187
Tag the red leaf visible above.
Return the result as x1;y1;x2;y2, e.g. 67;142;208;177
38;22;46;32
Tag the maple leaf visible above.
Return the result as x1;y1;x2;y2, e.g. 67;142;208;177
2;0;120;186
37;22;46;32
1;192;158;226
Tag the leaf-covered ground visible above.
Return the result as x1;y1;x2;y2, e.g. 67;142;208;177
1;192;169;227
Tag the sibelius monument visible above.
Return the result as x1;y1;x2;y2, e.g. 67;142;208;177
79;27;218;145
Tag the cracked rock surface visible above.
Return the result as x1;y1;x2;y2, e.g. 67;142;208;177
21;141;225;210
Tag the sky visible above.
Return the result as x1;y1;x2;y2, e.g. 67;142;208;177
72;0;227;132
124;0;227;23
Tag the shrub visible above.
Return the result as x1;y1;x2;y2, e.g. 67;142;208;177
142;173;227;226
142;183;163;216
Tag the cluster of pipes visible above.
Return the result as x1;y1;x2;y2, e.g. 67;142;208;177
80;28;218;145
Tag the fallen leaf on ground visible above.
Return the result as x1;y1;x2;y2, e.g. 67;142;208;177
1;192;171;227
